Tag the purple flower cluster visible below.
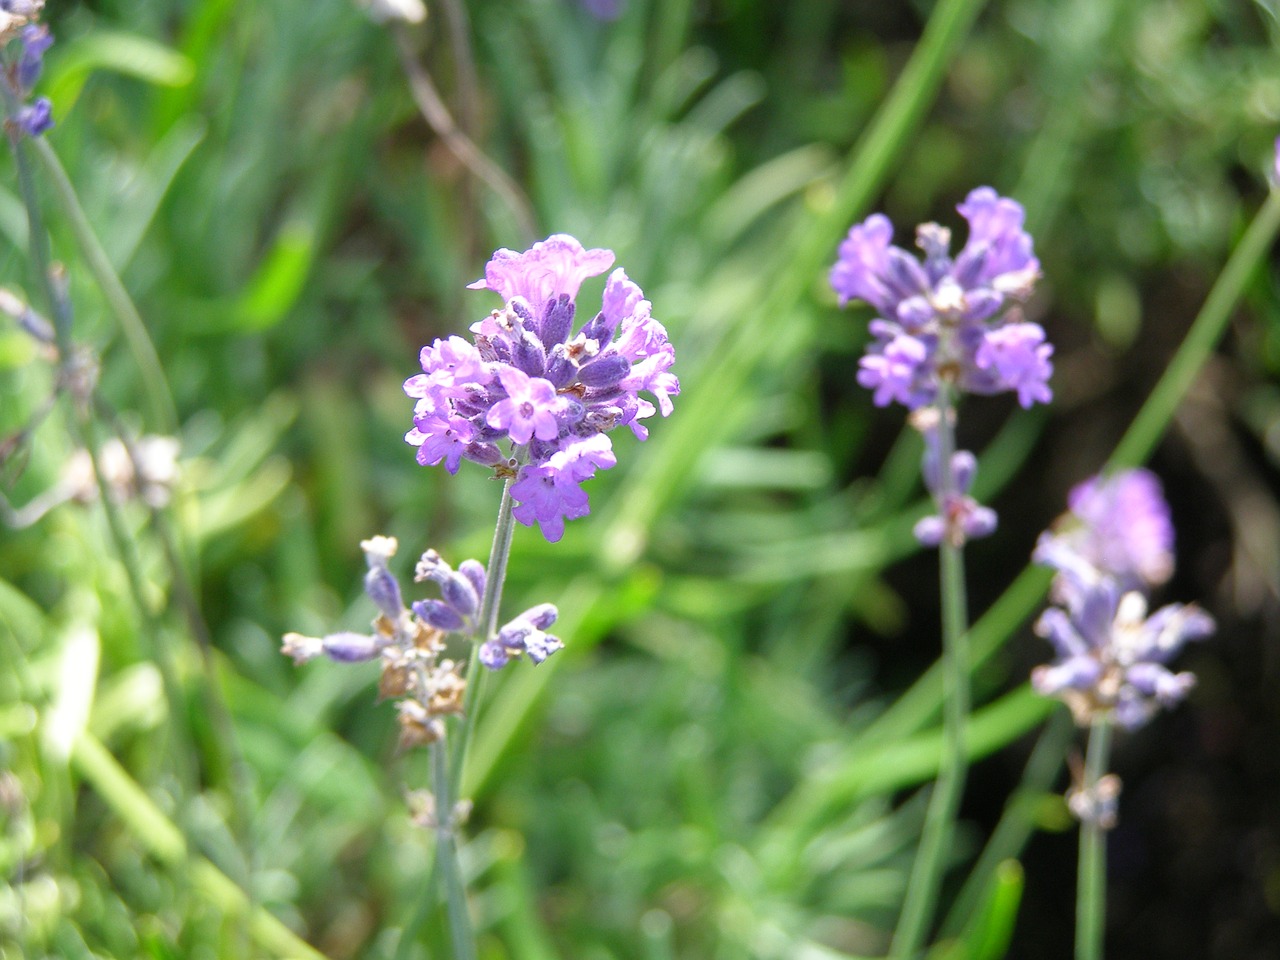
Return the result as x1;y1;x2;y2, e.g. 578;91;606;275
830;188;1050;410
1031;470;1213;730
4;21;54;137
912;417;996;548
283;535;564;690
1034;468;1175;599
406;235;677;542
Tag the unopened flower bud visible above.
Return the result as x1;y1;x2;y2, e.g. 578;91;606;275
412;598;465;633
321;631;382;663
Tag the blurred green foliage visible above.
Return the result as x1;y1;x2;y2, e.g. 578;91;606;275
2;1;1279;958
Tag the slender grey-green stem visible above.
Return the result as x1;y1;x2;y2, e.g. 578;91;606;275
31;137;177;432
451;468;520;788
1076;716;1113;960
408;467;520;960
431;738;477;960
892;389;971;960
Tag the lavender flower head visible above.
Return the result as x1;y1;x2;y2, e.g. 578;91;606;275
1031;469;1213;730
1033;468;1175;600
405;235;678;542
282;535;567;749
1032;579;1214;730
830;188;1051;410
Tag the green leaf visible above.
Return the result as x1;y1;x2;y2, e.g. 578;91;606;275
45;32;196;111
231;221;317;332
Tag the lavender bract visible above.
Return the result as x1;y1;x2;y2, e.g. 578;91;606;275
830;187;1050;410
405;235;677;542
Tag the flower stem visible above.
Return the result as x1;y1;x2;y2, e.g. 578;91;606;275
892;391;971;960
451;470;519;789
1076;716;1113;960
412;471;520;959
431;738;477;960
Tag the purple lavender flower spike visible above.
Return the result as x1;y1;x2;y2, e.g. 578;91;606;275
1030;581;1212;730
1030;470;1213;730
1034;468;1175;597
831;189;1048;411
480;604;563;669
407;235;677;542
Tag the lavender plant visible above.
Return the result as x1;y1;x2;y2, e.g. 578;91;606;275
830;187;1050;958
284;234;677;957
1031;469;1214;960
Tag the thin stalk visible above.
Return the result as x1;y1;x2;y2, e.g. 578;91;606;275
1076;717;1113;960
942;708;1074;936
450;470;519;790
892;391;971;960
1109;189;1280;471
404;472;520;959
390;23;536;243
432;739;477;960
31;137;178;432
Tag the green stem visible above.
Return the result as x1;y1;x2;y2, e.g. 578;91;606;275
1109;189;1280;470
30;137;178;432
450;470;520;790
891;392;971;960
407;471;520;959
941;708;1074;937
432;739;477;960
1076;717;1113;960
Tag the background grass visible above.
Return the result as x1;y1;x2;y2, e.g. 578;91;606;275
2;0;1279;958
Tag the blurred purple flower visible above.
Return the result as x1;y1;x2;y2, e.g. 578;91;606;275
1031;579;1213;730
913;442;997;548
406;234;678;542
579;0;623;20
1034;468;1175;600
